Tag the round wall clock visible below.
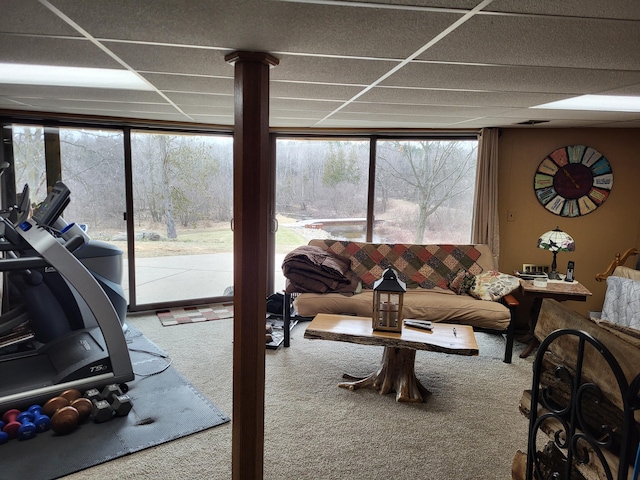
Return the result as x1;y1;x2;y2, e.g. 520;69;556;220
534;145;613;217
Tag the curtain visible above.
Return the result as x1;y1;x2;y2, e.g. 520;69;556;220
472;127;500;265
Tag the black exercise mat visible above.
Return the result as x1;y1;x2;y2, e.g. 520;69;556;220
1;326;230;479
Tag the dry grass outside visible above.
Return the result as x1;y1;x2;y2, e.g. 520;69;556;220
96;220;308;258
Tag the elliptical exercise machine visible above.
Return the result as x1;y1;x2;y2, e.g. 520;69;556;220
0;181;133;411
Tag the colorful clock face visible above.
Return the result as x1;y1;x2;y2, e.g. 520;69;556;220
534;145;613;217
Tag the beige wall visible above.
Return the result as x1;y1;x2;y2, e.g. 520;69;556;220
498;128;640;322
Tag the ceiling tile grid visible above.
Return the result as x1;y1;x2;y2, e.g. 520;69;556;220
0;0;639;128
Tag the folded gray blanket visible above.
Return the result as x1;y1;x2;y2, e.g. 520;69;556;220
282;245;359;294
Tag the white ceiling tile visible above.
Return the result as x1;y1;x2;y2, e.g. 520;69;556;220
271;98;345;111
0;1;638;128
103;42;234;76
271;56;400;85
360;87;569;107
0;0;82;36
163;92;234;108
382;62;640;95
0;85;165;102
271;82;363;101
0;34;122;68
50;0;461;58
141;73;234;94
486;0;640;20
418;14;640;70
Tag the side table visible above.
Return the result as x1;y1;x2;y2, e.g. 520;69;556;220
518;278;592;358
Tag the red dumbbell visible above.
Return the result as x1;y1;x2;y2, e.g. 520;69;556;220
2;409;37;440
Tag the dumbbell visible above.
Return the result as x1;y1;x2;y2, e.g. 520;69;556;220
101;384;133;417
60;389;82;403
27;405;51;433
70;398;93;423
43;389;90;420
84;388;112;423
2;409;37;440
85;385;132;423
42;396;80;435
0;421;9;444
51;406;80;435
43;396;70;418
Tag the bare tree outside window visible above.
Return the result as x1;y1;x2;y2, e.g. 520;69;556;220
11;126;47;206
275;139;369;244
59;128;125;234
131;133;232;240
130;132;234;303
321;142;364;216
374;140;478;244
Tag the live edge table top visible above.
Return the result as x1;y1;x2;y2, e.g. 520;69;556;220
304;313;479;356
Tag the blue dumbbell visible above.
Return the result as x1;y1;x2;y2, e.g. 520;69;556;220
0;421;8;444
2;409;36;440
16;411;37;440
28;405;51;433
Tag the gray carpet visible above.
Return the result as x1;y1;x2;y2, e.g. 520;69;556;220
2;327;230;480
54;314;534;479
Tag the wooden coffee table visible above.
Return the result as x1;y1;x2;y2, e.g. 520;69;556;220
304;313;479;403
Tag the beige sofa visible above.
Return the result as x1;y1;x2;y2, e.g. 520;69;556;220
283;239;518;363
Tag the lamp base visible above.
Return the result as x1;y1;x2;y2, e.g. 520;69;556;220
548;271;561;280
548;251;560;280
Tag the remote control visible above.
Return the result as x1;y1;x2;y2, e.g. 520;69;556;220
404;319;431;326
404;320;433;331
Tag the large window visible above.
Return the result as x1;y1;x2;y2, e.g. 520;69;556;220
5;117;479;306
274;138;370;290
6;122;235;309
130;131;234;304
273;137;479;290
374;139;478;244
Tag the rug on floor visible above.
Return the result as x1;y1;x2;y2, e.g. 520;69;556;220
157;303;234;326
2;326;230;480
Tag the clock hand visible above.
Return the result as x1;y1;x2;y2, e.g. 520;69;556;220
561;166;580;189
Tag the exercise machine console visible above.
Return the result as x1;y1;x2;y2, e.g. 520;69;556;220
0;182;133;411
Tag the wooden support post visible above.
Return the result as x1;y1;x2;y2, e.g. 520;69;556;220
225;50;279;480
44;127;62;188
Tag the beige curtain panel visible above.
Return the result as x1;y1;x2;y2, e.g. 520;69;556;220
472;127;500;264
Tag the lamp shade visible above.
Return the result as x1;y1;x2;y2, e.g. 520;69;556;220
537;227;575;252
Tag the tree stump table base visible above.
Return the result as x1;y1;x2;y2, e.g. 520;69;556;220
304;314;478;404
338;346;431;402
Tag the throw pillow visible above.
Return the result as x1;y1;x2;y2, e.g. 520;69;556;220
602;276;640;331
448;269;476;295
469;270;519;301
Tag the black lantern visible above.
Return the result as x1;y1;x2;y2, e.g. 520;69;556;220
372;268;406;332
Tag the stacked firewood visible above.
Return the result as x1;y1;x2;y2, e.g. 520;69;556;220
512;300;640;480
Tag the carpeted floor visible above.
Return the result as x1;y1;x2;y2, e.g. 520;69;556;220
2;326;229;480
156;303;234;326
56;313;534;479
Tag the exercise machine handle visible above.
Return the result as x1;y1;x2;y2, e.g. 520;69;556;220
63;235;85;253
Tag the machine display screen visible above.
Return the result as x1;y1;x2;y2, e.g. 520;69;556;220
32;182;71;227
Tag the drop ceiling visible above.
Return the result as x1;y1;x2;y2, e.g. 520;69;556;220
1;0;640;129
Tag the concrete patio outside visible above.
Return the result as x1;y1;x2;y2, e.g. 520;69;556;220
122;253;287;307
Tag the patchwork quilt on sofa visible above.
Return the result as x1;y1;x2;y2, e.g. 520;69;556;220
283;239;520;362
310;240;484;289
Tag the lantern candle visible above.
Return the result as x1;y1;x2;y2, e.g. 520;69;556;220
372;268;406;332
